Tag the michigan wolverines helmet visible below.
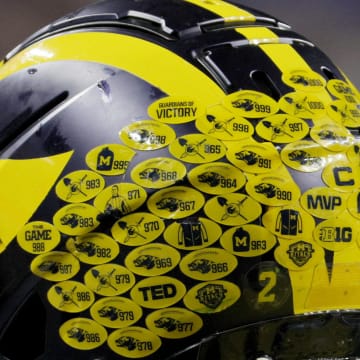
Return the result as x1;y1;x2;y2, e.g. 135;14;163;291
1;0;360;359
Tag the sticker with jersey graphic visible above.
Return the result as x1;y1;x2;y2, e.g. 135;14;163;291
300;187;349;219
313;215;357;252
65;232;119;265
145;307;203;339
274;239;324;271
310;122;354;152
322;160;360;192
94;183;147;218
111;212;165;246
281;140;331;172
147;186;205;219
55;170;105;203
183;280;240;314
282;70;326;92
130;276;186;309
204;193;262;226
179;247;237;281
169;134;226;164
125;243;180;277
59;317;107;351
226;140;282;174
224;89;279;118
279;92;326;119
327;99;360;128
86;144;135;176
148;96;203;124
90;296;143;329
256;114;309;143
17;221;61;254
31;251;80;281
347;191;360;220
53;203;100;236
84;263;136;297
119;120;176;150
246;174;301;207
107;326;161;358
195;103;254;140
220;225;276;257
327;79;360;104
262;205;315;239
47;280;95;313
131;157;186;189
163;217;222;250
187;162;246;195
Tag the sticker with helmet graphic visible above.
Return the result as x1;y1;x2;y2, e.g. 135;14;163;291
282;70;326;92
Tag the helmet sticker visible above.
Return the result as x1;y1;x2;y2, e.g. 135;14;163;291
327;99;360;128
327;79;360;104
282;70;326;92
347;191;360;220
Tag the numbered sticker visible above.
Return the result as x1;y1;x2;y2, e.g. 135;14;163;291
282;70;326;92
327;99;360;128
327;79;360;104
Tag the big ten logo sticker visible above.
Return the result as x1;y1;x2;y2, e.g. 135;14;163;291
60;318;107;351
322;161;360;192
55;170;105;203
282;70;326;92
187;162;246;195
226;140;282;174
119;120;176;150
131;157;187;189
125;243;181;277
220;225;276;257
300;187;349;219
47;280;95;313
163;217;222;250
256;114;309;143
147;186;205;220
93;183;147;218
223;90;279;118
111;212;165;246
243;261;291;311
65;233;119;265
84;264;136;297
262;205;315;239
195;103;254;141
145;307;203;339
169;134;226;164
327;99;360;128
17;221;61;254
86;144;135;176
130;276;186;309
31;251;80;281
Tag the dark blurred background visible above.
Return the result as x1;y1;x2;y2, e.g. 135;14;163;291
0;0;359;87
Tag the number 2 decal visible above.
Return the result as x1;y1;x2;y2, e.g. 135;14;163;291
258;270;276;303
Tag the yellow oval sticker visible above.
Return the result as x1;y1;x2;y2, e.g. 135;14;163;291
224;90;279;118
55;170;105;203
119;119;176;150
31;251;80;281
282;70;326;92
169;134;226;164
90;296;143;329
59;317;107;350
130;276;186;309
147;186;205;219
347;191;360;220
183;280;240;314
107;326;161;358
327;99;360;128
204;194;262;226
131;157;186;189
84;264;136;296
145;307;203;339
111;212;165;246
125;243;180;277
163;217;222;250
322;161;360;192
66;232;119;265
327;79;360;104
148;96;203;124
17;221;61;254
47;280;95;313
188;162;246;195
53;203;100;236
86;144;135;176
180;247;237;280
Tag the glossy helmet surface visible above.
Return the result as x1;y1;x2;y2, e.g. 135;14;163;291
1;0;360;359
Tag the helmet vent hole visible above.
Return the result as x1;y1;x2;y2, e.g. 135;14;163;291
250;70;280;100
321;66;336;80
